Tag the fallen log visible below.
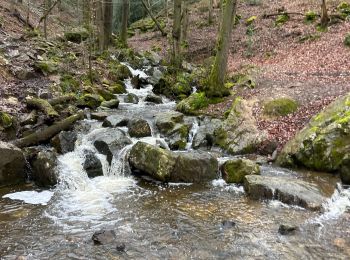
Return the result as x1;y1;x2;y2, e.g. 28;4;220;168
26;97;59;118
12;111;84;148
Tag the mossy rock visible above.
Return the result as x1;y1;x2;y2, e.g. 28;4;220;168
108;64;132;81
221;159;260;183
96;87;115;101
344;34;350;47
0;112;13;129
263;98;298;116
64;27;89;43
35;60;58;75
60;74;80;93
108;83;127;94
277;93;350;184
77;94;104;109
176;92;209;115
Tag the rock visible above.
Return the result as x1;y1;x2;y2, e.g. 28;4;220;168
116;243;126;252
176;92;209;115
155;111;184;134
244;175;326;210
172;152;218;183
215;98;267;155
101;99;120;109
91;112;110;121
221;220;236;229
96;88;114;101
38;90;53;99
167;124;189;150
92;230;116;245
148;67;163;85
77;94;104;109
277;93;350;184
128;119;151;138
92;128;132;164
0;141;26;187
102;115;129;128
278;224;298;235
64;27;89;43
124;93;139;104
31;149;58;187
51;131;77;154
109;64;132;81
20;110;38;126
0;111;13;129
129;142;178;181
108;83;127;94
131;75;147;89
145;94;163;104
12;66;36;80
263;98;298;117
192;118;223;150
129;142;218;183
221;159;260;184
83;150;103;178
35;60;58;75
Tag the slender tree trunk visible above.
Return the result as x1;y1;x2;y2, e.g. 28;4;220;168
82;0;91;26
120;0;130;47
209;0;213;24
141;0;167;36
320;0;329;27
181;0;189;43
172;0;182;67
96;0;104;51
206;0;237;97
103;0;113;49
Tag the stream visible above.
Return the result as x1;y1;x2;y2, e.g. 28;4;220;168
0;65;350;259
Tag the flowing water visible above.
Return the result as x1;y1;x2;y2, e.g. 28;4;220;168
0;65;350;259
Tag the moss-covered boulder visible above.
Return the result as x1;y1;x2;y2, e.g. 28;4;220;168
221;158;260;183
263;98;298;117
214;98;267;155
64;27;89;43
167;124;190;150
0;112;13;129
109;64;132;81
176;92;209;115
128;119;151;138
77;94;104;109
101;99;119;109
155;111;184;134
108;83;127;94
60;74;80;93
35;60;58;75
277;93;350;184
96;87;115;101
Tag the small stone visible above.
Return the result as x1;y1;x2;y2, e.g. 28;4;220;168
92;230;116;245
278;224;298;235
116;243;126;252
221;220;236;229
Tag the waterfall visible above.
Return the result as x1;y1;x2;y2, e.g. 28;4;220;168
186;119;199;150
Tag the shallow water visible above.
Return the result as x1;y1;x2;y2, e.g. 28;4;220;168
1;64;350;259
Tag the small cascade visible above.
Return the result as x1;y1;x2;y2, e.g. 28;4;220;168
185;119;199;150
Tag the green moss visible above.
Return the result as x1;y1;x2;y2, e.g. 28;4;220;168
108;64;132;81
213;128;228;148
222;159;260;183
64;27;89;43
176;92;209;115
0;112;13;129
337;2;350;18
35;60;58;75
263;98;298;116
246;16;257;25
305;11;317;23
108;83;126;94
344;34;350;47
96;87;114;101
60;74;80;93
275;14;289;26
78;94;104;109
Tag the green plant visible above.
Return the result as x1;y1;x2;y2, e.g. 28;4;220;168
275;14;289;26
263;98;298;116
344;34;350;47
337;2;350;18
305;11;317;23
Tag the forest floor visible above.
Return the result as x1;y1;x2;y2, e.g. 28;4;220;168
129;0;350;147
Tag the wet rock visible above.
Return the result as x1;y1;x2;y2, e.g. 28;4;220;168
131;75;148;89
192;118;223;150
145;94;163;104
278;224;298;235
108;83;127;94
116;243;126;252
124;93;139;104
215;98;267;155
51;131;77;154
92;230;116;245
128;119;151;138
221;159;260;184
0;141;26;187
244;175;326;210
77;94;104;109
83;150;103;178
221;220;236;229
101;98;120;109
277;93;350;185
109;64;132;81
102;115;129;128
129;142;218;183
96;88;114;101
155;111;184;134
93;129;132;164
167;124;190;150
91;112;110;121
172;152;218;183
31;149;58;187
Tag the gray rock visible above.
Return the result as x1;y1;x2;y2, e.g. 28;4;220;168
0;141;26;187
91;112;110;121
221;159;260;184
92;129;132;164
51;131;77;154
167;123;189;150
155;111;184;134
20;110;38;126
92;230;116;245
193;118;223;150
31;149;58;187
278;224;298;235
102;115;129;128
244;175;326;210
128;119;151;138
101;99;119;109
145;94;163;104
83;150;103;178
124;93;139;104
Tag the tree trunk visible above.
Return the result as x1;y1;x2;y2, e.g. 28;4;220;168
103;0;113;49
181;0;189;43
82;0;91;26
320;0;329;27
209;0;213;24
206;0;237;97
172;0;182;67
120;0;130;47
140;0;167;36
96;0;104;51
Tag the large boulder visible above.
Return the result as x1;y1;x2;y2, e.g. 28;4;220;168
221;159;260;184
102;115;129;128
244;175;326;210
128;142;218;183
92;129;132;164
128;119;152;138
145;94;163;104
277;93;350;184
31;149;58;187
192;118;223;150
167;123;190;150
0;141;26;187
155;111;184;134
215;98;267;155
